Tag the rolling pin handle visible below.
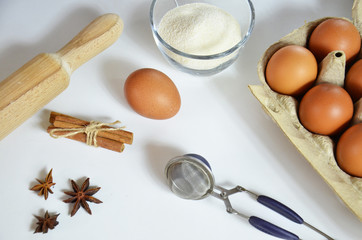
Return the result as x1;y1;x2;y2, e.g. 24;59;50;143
56;13;123;73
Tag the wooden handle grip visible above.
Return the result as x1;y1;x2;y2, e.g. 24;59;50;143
56;13;123;73
0;14;123;141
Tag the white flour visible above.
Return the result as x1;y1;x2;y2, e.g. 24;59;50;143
158;3;242;70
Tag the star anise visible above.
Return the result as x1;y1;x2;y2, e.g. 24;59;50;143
63;178;102;216
34;211;60;234
30;169;56;200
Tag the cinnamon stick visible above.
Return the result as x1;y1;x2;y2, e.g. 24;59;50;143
47;126;125;153
49;111;133;144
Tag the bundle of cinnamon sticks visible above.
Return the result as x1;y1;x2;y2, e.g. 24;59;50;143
47;112;133;153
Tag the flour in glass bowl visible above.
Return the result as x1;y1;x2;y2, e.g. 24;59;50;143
157;3;242;70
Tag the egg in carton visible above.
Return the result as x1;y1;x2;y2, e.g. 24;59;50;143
249;0;362;220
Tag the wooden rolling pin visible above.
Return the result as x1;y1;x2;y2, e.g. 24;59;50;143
0;13;123;141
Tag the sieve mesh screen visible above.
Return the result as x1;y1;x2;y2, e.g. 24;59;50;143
167;161;211;199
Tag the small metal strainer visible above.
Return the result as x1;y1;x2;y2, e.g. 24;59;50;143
165;154;334;240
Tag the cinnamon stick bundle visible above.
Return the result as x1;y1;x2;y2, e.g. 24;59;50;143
47;111;133;153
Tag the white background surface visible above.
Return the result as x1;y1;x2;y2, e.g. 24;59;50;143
0;0;361;239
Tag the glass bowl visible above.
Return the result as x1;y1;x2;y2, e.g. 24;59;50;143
150;0;255;76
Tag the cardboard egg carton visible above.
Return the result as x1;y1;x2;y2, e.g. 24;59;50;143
249;0;362;221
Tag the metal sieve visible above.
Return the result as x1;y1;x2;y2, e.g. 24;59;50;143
165;154;334;240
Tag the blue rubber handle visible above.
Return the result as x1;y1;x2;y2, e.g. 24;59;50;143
249;216;299;240
257;195;304;224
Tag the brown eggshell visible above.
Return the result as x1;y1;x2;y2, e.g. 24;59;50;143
298;83;354;136
345;59;362;102
124;68;181;119
308;18;361;64
266;45;318;96
336;123;362;178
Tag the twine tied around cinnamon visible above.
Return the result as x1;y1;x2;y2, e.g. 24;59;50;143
49;120;125;147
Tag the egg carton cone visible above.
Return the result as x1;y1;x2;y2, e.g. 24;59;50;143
249;0;362;221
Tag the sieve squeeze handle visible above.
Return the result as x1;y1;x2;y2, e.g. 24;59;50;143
257;195;303;224
253;195;334;240
248;216;299;240
211;186;300;240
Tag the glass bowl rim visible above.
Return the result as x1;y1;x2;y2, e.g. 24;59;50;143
149;0;256;60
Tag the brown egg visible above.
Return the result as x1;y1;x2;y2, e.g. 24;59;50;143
345;59;362;102
308;18;361;64
266;45;318;96
336;123;362;178
298;83;353;136
124;68;181;119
